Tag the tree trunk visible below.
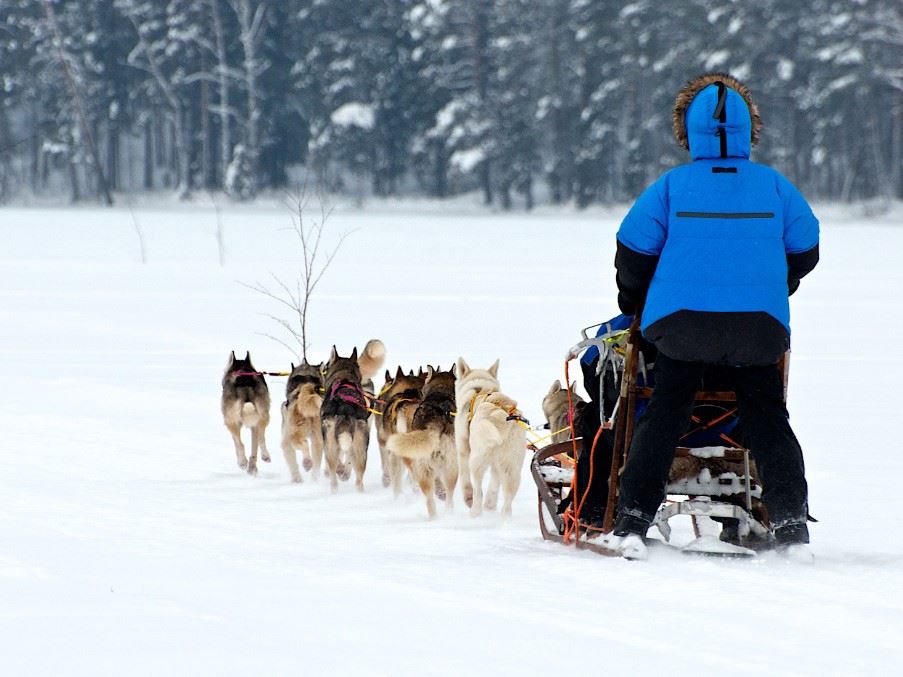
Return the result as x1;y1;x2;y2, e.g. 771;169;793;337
211;0;231;189
106;121;119;191
201;54;213;189
233;0;265;198
144;118;154;190
0;103;9;203
177;105;192;197
68;155;81;203
892;91;902;199
30;99;40;194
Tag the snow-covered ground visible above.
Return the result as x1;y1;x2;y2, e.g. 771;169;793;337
2;201;902;676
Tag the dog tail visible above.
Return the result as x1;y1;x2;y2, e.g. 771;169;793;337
471;394;519;448
358;339;386;382
240;401;261;426
387;429;439;459
338;430;353;453
294;384;323;418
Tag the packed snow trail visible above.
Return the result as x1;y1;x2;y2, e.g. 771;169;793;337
1;202;902;675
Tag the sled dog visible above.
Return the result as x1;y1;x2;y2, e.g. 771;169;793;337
542;380;585;444
221;351;271;475
321;346;372;491
454;358;500;508
387;365;458;518
468;390;527;517
376;367;426;494
280;360;324;482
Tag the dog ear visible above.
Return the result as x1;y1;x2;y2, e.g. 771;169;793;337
456;357;470;376
244;351;251;361
396;365;404;379
548;380;561;396
384;369;392;382
426;365;435;382
330;345;338;362
350;346;358;362
418;366;424;377
488;359;500;378
450;363;456;376
291;362;295;371
569;381;577;393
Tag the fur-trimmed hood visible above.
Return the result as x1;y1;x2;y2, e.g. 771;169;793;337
672;72;761;160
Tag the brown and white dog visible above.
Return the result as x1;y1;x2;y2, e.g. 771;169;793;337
320;346;373;492
376;367;425;495
221;351;271;475
280;360;324;482
387;365;458;518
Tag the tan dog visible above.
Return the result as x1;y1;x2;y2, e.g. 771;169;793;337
454;358;500;508
280;360;324;482
221;351;271;475
387;365;458;518
468;391;527;517
542;380;584;444
376;367;425;495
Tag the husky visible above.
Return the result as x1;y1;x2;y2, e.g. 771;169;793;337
542;380;585;444
376;367;425;495
387;365;458;518
320;346;371;491
221;351;271;475
454;358;500;508
468;390;527;517
280;360;324;483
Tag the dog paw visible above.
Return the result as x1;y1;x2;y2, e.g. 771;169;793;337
302;457;313;471
356;481;365;493
290;473;302;484
336;464;350;481
434;481;447;501
463;486;474;508
484;495;498;511
382;472;391;488
261;453;271;463
247;463;258;477
237;457;249;469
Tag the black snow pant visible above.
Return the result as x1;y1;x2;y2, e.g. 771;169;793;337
574;403;613;521
617;352;808;528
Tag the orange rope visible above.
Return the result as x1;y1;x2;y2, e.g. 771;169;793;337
560;358;606;544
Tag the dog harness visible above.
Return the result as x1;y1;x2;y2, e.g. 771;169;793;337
328;380;369;409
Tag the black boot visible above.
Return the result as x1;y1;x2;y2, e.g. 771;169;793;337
773;521;810;546
612;512;651;538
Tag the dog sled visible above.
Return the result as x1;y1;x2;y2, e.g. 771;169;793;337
532;318;779;558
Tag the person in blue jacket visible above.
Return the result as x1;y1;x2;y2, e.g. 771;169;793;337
603;73;819;559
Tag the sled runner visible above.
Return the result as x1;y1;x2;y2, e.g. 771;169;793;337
532;318;779;557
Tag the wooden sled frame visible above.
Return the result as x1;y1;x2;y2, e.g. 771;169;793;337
533;322;784;556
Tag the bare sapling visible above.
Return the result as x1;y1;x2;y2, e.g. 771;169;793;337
244;187;351;361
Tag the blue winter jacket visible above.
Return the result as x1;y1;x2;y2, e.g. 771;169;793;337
615;83;819;365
